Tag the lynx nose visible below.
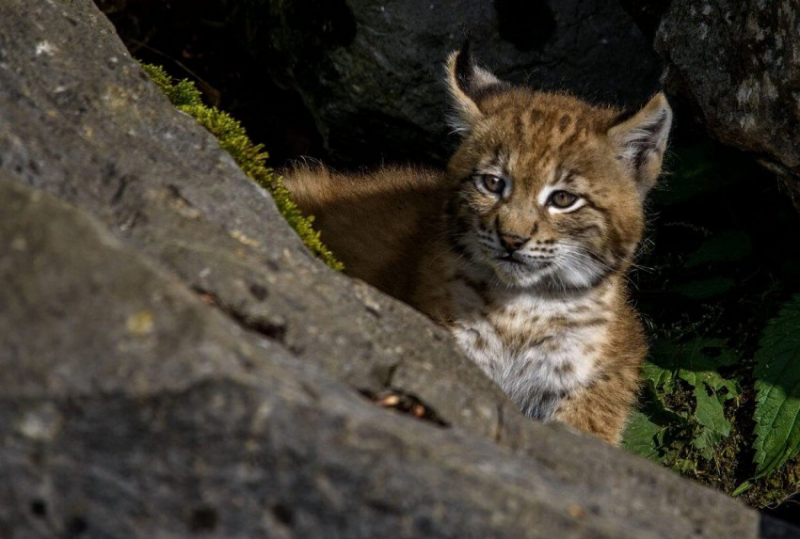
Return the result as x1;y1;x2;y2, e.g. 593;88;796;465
499;233;529;253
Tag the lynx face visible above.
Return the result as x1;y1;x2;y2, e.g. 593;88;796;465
445;49;671;291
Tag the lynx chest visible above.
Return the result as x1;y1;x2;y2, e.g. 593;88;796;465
446;280;611;420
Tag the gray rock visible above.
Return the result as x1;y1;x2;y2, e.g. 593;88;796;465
0;0;795;537
0;175;781;539
0;0;508;442
260;0;661;165
653;0;800;210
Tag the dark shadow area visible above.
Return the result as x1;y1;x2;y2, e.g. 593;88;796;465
269;0;356;50
325;111;450;171
760;513;800;538
494;0;556;51
618;0;672;41
95;0;326;167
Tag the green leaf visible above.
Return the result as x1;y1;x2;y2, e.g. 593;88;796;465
644;338;738;462
643;339;683;394
694;384;730;436
674;457;700;474
621;389;687;463
641;361;674;394
622;411;664;460
692;383;732;460
685;231;752;269
672;277;734;300
678;338;737;372
752;295;800;479
693;427;724;460
731;481;753;497
646;337;740;398
676;339;740;398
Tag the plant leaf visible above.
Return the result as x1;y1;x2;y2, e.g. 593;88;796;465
643;339;683;394
731;481;752;497
693;427;724;460
752;296;800;479
692;383;731;460
694;384;730;436
622;411;664;460
621;388;687;463
646;337;739;398
677;338;740;398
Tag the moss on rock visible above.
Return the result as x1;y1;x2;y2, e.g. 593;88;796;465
141;63;343;271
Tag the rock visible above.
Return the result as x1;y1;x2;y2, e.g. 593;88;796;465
0;0;510;442
0;178;575;537
650;0;800;211
259;0;661;166
0;0;796;536
0;176;784;538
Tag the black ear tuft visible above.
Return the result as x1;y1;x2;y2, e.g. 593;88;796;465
454;40;474;95
445;45;507;135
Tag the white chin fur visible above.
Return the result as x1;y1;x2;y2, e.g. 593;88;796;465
489;253;605;290
470;238;607;290
491;260;554;288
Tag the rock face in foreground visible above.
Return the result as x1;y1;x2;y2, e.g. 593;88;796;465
651;0;800;210
0;0;795;537
261;0;661;165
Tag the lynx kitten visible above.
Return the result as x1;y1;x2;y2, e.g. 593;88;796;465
286;46;672;444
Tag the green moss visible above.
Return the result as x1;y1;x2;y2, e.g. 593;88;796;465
141;63;343;271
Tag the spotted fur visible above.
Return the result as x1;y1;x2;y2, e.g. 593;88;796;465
284;46;672;444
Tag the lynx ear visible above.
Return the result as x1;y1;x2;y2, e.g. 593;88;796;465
608;93;673;196
445;43;508;135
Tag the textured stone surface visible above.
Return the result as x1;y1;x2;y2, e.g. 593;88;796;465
0;176;782;539
0;0;510;441
652;0;800;210
0;0;795;537
261;0;661;165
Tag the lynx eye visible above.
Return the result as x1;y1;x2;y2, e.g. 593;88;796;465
480;174;506;195
549;190;579;209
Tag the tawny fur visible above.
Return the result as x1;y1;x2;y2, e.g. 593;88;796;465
283;50;671;444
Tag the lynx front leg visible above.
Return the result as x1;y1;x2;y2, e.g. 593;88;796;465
553;372;639;446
